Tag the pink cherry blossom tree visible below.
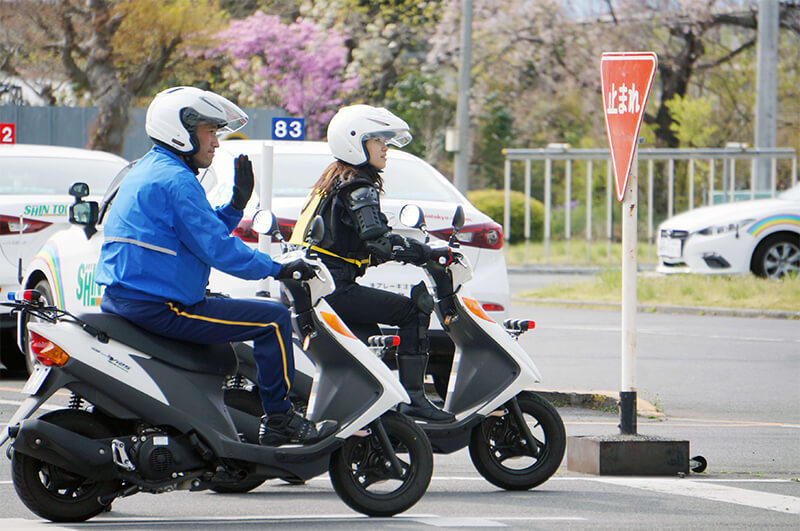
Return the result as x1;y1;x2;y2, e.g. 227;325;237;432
211;11;359;138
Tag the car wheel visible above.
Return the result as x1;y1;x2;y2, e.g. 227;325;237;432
750;233;800;279
23;280;55;374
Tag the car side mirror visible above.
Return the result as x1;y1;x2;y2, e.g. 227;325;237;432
69;182;90;200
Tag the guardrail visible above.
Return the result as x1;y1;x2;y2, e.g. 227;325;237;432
502;146;798;260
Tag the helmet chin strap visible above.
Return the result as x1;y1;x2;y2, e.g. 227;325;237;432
151;138;200;175
182;153;200;175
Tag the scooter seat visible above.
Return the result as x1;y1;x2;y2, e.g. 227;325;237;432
77;313;238;376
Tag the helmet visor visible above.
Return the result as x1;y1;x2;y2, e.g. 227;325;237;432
198;93;248;136
364;130;412;148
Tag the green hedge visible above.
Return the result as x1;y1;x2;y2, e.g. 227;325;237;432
466;189;544;243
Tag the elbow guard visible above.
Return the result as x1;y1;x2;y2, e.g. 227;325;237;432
348;186;387;240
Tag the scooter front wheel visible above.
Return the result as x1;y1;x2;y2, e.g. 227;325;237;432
11;409;122;522
329;411;433;517
469;391;565;490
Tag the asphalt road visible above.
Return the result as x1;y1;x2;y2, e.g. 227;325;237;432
0;272;797;528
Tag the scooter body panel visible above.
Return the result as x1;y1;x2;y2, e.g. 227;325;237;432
300;298;409;439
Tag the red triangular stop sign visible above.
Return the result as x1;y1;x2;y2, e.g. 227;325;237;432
601;52;657;202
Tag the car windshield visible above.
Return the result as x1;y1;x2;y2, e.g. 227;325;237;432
778;184;800;201
0;157;125;195
207;151;464;205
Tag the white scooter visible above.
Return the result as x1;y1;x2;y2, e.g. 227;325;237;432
232;205;566;491
396;204;565;490
0;209;432;522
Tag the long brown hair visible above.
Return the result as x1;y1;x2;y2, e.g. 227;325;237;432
312;161;384;195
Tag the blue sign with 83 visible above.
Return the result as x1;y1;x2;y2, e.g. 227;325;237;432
271;117;305;140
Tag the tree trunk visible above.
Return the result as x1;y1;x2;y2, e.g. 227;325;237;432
651;28;704;148
86;84;132;155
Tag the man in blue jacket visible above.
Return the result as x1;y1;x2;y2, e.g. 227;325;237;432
96;86;335;446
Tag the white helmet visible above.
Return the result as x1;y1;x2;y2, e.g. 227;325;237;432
327;104;412;165
145;86;248;155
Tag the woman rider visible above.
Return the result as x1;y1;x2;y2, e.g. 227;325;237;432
291;104;453;423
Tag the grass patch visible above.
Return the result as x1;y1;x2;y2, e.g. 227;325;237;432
518;271;800;312
505;239;658;266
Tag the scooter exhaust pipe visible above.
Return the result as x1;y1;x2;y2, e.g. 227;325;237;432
11;418;118;481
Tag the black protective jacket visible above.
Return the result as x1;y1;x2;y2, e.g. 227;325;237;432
316;165;390;283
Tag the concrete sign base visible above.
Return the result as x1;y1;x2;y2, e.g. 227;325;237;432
567;435;689;476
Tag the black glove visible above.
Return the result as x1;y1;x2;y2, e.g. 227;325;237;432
231;154;254;210
276;258;315;280
366;236;393;264
393;237;432;266
386;232;408;250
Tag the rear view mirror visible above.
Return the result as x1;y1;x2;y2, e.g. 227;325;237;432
251;209;279;236
69;182;90;200
307;216;325;245
399;204;425;229
452;205;465;232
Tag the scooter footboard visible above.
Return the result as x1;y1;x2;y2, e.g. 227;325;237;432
10;418;119;481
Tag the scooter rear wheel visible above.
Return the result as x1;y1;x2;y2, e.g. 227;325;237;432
329;411;432;517
469;391;565;490
11;409;122;522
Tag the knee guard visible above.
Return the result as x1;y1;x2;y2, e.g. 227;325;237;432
410;281;433;355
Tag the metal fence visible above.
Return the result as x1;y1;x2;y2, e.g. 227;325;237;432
502;146;798;260
0;105;283;161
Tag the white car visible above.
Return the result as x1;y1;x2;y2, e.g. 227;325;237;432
0;144;128;372
657;184;800;278
16;140;509;374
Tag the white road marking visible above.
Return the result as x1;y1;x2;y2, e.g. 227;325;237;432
0;515;585;528
588;477;800;514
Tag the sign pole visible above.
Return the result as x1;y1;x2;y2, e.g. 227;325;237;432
568;51;692;476
599;51;656;435
620;145;638;435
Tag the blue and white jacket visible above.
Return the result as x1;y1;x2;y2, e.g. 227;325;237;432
96;145;281;305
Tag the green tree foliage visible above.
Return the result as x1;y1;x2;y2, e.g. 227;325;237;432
467;189;544;243
1;0;226;154
666;94;720;147
384;70;453;170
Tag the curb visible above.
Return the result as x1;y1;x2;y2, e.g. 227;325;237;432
511;297;800;320
535;389;663;419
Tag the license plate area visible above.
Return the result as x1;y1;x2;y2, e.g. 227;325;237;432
22;365;51;395
658;236;683;258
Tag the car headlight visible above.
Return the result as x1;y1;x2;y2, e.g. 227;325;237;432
696;219;754;236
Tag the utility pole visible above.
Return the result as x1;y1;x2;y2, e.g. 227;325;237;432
453;0;473;194
754;0;779;191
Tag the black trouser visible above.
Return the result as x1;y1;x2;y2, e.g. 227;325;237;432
324;281;427;356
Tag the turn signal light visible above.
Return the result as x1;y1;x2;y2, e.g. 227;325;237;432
320;311;358;339
29;331;70;367
462;297;494;322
